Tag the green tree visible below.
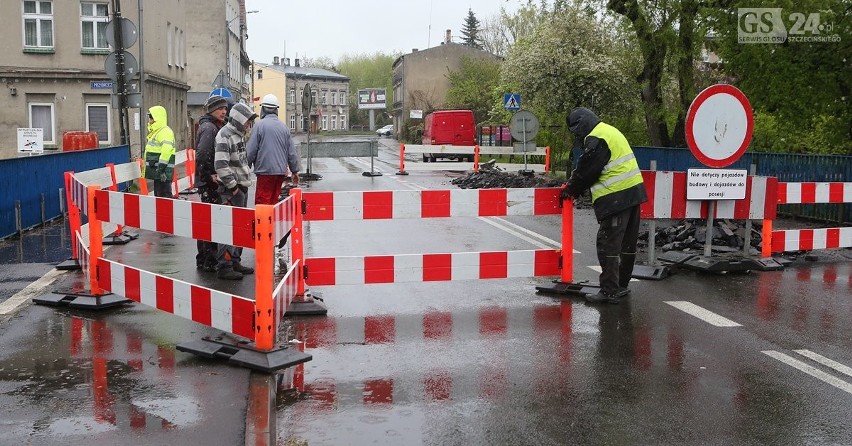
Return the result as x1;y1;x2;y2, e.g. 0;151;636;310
707;0;851;154
445;56;502;124
336;52;399;128
461;9;483;49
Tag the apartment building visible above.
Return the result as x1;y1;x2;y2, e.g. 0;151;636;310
252;58;350;133
392;30;502;139
0;0;192;159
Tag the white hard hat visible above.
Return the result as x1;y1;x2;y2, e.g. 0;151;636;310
260;93;279;108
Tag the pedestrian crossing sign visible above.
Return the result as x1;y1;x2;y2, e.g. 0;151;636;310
504;93;521;111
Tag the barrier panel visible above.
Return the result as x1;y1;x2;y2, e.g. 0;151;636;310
396;144;551;175
768;182;852;253
36;150;311;372
292;187;564;294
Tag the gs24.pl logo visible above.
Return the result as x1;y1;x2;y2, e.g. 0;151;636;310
738;8;840;43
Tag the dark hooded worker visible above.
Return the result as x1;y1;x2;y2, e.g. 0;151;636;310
193;94;229;272
561;107;647;304
143;105;176;198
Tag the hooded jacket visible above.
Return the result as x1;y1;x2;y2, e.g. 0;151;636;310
144;106;176;181
194;113;225;189
215;103;257;193
565;107;647;221
246;109;301;176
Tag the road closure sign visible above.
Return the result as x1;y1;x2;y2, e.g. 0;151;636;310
687;168;747;200
685;84;753;168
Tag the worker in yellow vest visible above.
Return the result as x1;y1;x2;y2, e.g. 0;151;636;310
561;107;648;304
143;105;176;198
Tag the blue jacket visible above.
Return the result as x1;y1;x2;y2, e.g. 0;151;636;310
246;112;301;175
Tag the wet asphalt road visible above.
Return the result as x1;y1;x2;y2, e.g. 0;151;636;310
0;137;851;445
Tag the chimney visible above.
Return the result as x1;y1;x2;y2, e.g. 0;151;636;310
412;48;418;52
284;58;290;66
445;29;451;44
295;58;301;67
273;56;279;65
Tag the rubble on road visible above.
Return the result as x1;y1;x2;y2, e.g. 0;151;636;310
639;219;762;256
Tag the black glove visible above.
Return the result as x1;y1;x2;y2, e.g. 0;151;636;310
157;164;169;182
560;183;579;201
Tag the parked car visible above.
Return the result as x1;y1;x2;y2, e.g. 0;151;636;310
376;124;394;137
422;110;476;162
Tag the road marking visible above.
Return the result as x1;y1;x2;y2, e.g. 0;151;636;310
0;268;65;315
478;217;556;250
490;217;562;248
794;349;852;379
763;350;852;396
664;301;742;327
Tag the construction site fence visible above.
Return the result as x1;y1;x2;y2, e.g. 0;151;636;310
0;145;130;240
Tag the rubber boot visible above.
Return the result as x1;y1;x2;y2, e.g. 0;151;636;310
617;252;636;297
217;268;243;280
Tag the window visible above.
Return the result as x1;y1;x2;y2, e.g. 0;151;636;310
321;115;327;131
311;90;317;107
23;0;54;49
331;91;337;106
257;69;263;80
331;115;337;131
340;114;346;130
288;88;295;104
340;90;346;105
321;90;327;105
289;114;296;129
178;28;185;68
167;22;173;65
80;2;108;50
29;102;55;144
86;103;110;143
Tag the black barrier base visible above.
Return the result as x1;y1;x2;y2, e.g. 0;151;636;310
632;263;671;280
679;255;759;274
299;172;323;182
752;257;785;271
56;258;81;271
535;280;602;297
177;337;312;373
33;291;131;309
518;169;536;177
396;171;410;176
658;251;699;265
362;171;383;177
286;298;328;316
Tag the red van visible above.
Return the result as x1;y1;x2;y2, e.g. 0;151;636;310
422;110;476;162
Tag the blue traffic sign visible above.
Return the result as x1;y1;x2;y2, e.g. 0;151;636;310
211;88;232;99
504;93;521;111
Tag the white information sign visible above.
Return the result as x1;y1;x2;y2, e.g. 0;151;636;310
687;169;747;200
17;127;44;154
409;109;423;119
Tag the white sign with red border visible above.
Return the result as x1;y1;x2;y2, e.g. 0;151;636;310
685;84;753;168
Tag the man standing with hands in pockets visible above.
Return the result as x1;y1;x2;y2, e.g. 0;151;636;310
247;94;301;271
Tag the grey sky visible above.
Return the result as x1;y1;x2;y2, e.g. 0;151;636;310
244;0;523;64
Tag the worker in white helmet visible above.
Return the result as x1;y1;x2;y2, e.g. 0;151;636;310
246;93;301;272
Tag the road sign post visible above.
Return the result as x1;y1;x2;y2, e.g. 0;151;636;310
510;110;539;176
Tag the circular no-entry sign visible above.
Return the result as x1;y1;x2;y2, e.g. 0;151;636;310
685;84;753;168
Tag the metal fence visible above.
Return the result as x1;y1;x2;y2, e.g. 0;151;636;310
633;147;852;223
0;146;130;240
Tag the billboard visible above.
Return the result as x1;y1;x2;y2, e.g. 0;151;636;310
358;88;386;110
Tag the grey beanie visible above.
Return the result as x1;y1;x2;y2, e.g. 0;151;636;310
205;95;228;112
229;102;258;126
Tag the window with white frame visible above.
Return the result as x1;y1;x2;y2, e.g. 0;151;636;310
340;114;346;130
331;91;337;106
321;90;327;105
321;115;327;130
331;115;337;130
23;0;54;48
86;103;110;143
167;22;173;65
289;114;296;129
340;90;346;104
29;102;55;144
177;28;185;68
288;88;295;104
80;2;108;50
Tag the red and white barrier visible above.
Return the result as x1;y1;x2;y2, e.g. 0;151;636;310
95;189;256;248
641;171;778;220
768;181;852;254
302;188;561;221
304;250;561;286
777;182;852;204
